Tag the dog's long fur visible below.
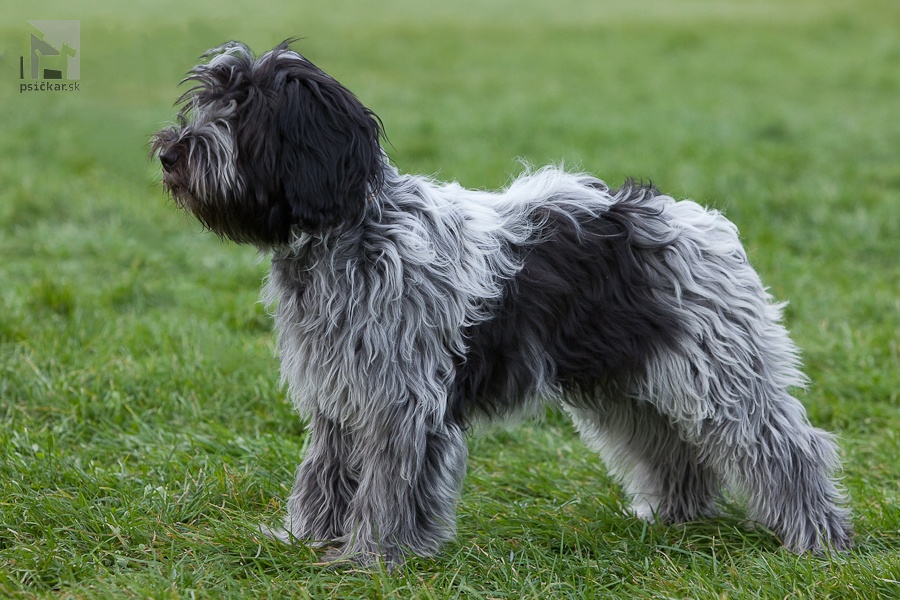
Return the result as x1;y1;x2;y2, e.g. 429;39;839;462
152;41;852;566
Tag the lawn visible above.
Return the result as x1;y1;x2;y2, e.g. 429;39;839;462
1;0;898;597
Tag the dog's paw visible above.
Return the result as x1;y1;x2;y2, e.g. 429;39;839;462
629;501;658;523
321;544;407;571
259;523;295;544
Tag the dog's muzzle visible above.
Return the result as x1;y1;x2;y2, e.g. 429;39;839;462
159;147;180;172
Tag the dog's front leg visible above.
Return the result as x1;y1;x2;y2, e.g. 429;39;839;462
327;410;468;568
262;412;358;547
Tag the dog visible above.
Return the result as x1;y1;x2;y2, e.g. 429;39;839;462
152;41;852;567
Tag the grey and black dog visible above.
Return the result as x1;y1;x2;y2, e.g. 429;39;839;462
152;41;851;567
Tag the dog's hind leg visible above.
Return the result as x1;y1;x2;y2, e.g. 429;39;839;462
692;384;854;553
566;399;720;524
637;316;853;553
619;195;852;552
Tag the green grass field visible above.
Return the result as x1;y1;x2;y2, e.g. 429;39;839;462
1;0;898;597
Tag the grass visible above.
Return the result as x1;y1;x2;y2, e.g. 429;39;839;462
1;0;898;597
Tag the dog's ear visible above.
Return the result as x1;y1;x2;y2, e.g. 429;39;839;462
274;68;384;232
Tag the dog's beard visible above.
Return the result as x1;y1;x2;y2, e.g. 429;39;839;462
152;123;266;243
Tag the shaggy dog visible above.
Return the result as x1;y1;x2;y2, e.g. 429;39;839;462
152;41;851;567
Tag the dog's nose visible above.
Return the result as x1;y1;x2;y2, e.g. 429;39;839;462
159;148;179;171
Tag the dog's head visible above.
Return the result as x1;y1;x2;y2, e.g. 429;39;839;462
151;41;384;245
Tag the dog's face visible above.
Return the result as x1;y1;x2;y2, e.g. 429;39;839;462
152;41;384;245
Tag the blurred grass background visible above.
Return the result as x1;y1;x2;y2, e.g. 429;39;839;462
1;0;898;598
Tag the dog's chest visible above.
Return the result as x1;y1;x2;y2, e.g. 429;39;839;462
263;225;512;423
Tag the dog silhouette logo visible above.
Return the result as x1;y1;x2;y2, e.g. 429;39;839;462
21;21;80;83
